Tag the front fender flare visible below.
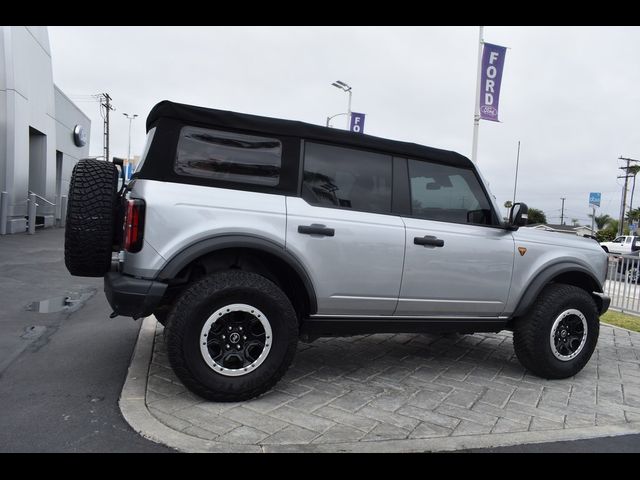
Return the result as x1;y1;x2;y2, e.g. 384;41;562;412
512;262;603;318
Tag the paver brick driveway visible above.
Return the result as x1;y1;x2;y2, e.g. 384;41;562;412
144;321;640;448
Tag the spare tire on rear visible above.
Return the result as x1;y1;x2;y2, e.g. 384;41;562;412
65;159;119;277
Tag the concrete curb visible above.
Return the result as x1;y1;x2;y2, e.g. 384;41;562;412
119;317;261;453
119;317;640;453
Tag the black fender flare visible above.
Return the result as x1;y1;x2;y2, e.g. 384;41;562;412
156;234;318;314
512;262;603;318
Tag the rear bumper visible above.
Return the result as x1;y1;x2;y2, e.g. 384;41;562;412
592;292;611;315
104;272;167;319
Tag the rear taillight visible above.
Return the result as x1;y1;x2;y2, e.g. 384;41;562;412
123;199;145;253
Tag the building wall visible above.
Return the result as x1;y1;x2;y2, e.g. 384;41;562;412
0;26;90;233
54;86;91;218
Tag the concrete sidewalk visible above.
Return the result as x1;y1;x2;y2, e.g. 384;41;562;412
120;316;640;452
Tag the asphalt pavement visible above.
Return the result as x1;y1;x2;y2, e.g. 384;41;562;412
0;228;172;452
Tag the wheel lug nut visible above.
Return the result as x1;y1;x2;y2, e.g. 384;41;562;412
222;335;225;339
239;327;243;331
243;335;247;340
228;326;232;331
236;345;241;350
226;344;230;349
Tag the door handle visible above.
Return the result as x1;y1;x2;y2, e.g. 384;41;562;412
298;224;335;237
414;235;444;247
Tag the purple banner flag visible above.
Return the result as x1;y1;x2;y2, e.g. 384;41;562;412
479;42;507;122
350;112;365;133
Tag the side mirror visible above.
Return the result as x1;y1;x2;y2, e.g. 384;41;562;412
508;202;529;230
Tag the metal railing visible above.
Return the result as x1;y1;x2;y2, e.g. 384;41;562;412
28;191;55;206
0;191;67;235
26;192;58;235
603;253;640;315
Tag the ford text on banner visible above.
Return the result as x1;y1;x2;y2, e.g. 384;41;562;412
480;43;507;122
350;112;365;133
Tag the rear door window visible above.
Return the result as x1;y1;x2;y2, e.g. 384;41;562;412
301;142;393;214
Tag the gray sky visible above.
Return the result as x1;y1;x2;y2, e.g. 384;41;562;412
48;26;640;225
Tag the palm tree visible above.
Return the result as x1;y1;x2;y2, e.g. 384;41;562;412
571;218;579;227
588;213;612;230
626;208;640;223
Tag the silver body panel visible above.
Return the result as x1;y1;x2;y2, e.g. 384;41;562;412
285;197;405;315
504;228;608;314
120;178;608;320
121;180;287;278
398;218;514;316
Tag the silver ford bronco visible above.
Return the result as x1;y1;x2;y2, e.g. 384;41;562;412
64;101;611;401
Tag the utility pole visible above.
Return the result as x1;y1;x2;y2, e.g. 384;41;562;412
99;93;115;161
618;156;640;236
560;197;566;225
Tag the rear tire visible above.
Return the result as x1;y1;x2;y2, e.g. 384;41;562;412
513;283;599;379
164;271;298;401
64;159;119;277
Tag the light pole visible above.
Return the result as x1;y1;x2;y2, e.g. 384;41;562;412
326;112;349;128
330;80;352;129
123;113;138;163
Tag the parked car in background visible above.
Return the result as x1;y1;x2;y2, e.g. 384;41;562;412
600;235;640;254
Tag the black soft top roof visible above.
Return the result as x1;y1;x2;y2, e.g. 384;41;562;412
147;100;473;169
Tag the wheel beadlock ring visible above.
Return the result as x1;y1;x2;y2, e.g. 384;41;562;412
199;303;272;377
549;308;588;362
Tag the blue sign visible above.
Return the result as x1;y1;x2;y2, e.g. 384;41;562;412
350;112;365;134
589;192;601;207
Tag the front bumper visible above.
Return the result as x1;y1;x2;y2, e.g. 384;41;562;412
104;272;167;319
592;292;611;315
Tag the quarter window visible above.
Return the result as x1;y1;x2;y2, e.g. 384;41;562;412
175;126;282;186
408;159;495;225
302;142;392;214
134;127;156;175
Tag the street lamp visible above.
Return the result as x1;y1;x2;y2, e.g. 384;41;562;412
122;113;138;163
330;80;352;129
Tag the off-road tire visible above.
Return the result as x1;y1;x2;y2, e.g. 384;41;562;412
164;270;299;401
513;283;599;379
64;159;119;277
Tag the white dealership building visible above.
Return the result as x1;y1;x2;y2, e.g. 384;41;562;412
0;26;91;234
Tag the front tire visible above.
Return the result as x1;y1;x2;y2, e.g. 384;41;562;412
513;283;599;379
164;271;298;401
